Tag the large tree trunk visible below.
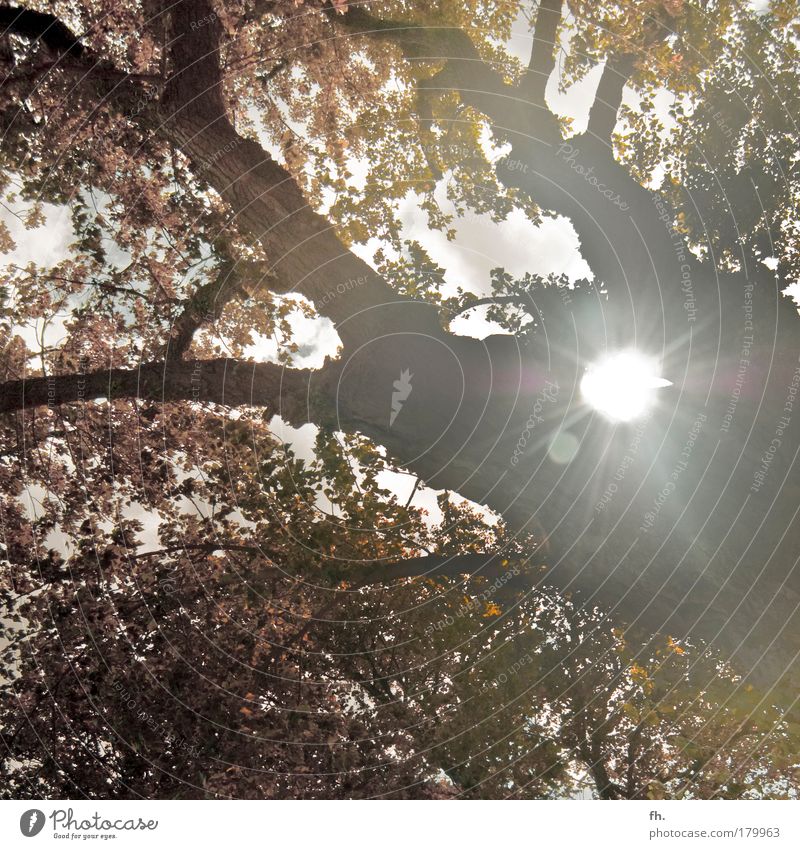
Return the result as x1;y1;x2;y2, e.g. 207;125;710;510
321;273;800;696
328;4;800;697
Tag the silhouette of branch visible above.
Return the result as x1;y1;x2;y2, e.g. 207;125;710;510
447;294;537;319
519;0;562;106
586;54;636;141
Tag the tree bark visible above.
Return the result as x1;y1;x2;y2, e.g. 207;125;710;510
158;0;443;354
0;358;323;426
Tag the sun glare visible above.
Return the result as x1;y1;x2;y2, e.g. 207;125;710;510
580;351;672;422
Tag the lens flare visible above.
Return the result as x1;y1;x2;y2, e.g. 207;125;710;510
580;351;672;422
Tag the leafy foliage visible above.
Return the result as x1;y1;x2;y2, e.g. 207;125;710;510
1;0;799;800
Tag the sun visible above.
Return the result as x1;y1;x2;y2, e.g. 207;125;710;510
580;350;672;422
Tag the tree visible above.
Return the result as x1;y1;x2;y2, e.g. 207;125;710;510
1;0;799;798
2;407;795;798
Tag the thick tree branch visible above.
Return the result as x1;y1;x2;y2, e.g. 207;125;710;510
519;0;562;106
0;358;327;426
330;3;672;302
1;1;444;352
134;543;270;561
581;736;623;800
162;257;256;361
326;4;462;59
160;0;443;350
583;7;676;143
356;552;536;594
327;4;689;313
4;1;800;703
447;294;537;319
134;545;535;599
128;544;535;627
586;53;636;141
331;2;548;140
0;3;150;108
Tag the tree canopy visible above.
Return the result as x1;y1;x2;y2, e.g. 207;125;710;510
1;0;799;799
